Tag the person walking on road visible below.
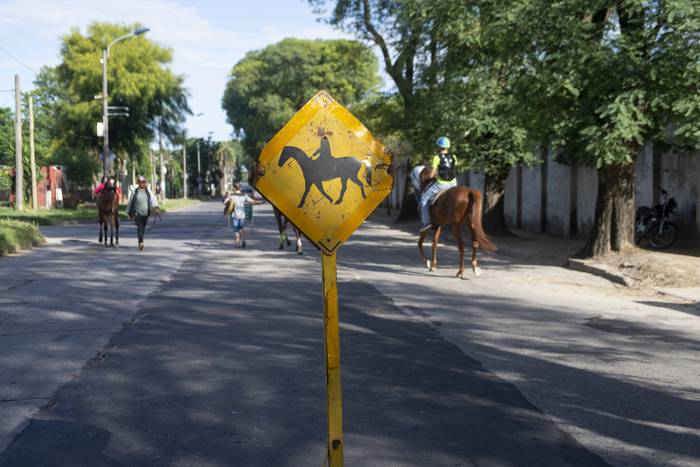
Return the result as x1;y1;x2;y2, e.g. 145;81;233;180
419;136;458;233
228;183;261;248
127;175;159;251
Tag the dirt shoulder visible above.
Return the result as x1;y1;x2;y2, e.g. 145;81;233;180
375;211;700;292
598;248;700;289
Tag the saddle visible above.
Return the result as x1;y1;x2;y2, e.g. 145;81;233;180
429;188;449;206
422;181;450;206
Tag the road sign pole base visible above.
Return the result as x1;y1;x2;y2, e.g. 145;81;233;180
322;252;344;467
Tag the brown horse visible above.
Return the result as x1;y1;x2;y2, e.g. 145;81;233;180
97;181;119;247
416;168;496;278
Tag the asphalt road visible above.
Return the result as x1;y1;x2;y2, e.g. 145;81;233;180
0;201;698;466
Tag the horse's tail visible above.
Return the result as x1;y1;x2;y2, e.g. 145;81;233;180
468;189;496;252
361;160;372;186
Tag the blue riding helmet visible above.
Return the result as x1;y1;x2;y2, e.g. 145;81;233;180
436;136;451;148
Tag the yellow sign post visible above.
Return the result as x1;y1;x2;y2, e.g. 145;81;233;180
251;91;393;466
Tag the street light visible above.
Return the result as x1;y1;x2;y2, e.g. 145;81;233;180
182;131;188;199
101;27;149;177
197;131;214;195
191;112;205;194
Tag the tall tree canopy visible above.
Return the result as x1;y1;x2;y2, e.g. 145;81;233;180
313;0;700;252
517;0;700;256
310;0;431;142
34;22;190;184
221;38;380;157
410;0;542;233
312;0;541;230
0;108;14;167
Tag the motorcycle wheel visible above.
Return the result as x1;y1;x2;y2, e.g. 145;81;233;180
648;222;678;249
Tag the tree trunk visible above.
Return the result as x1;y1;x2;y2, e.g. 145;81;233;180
577;163;635;258
483;169;511;236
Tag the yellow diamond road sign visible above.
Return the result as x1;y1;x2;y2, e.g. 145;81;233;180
252;91;394;253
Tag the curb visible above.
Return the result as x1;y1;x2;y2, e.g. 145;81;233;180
656;288;700;304
567;258;634;287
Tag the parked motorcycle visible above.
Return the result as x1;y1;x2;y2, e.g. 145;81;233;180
635;187;679;249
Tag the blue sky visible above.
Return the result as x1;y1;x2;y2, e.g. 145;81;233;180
0;0;369;142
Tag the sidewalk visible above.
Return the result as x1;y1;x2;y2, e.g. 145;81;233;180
375;211;700;303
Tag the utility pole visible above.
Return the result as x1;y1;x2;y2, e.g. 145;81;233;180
158;122;166;202
182;143;187;199
102;48;109;177
101;28;149;178
197;140;201;195
149;148;156;190
29;95;37;210
14;75;23;211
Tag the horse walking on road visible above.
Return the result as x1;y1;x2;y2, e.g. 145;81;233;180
278;136;372;208
415;167;496;278
97;181;119;247
273;207;303;254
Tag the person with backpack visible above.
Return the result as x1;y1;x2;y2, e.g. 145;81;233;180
127;175;159;250
419;136;458;232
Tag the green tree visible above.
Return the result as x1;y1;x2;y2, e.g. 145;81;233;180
519;0;700;257
0;108;14;167
311;1;539;229
33;22;190;186
184;136;221;195
310;0;432;141
221;38;380;158
407;0;542;233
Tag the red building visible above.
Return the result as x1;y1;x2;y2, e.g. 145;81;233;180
37;166;65;209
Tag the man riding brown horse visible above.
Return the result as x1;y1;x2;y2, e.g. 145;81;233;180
415;136;496;278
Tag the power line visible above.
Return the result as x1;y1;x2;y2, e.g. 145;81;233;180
0;44;38;75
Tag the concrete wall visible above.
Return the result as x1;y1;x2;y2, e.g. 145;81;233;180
521;165;543;232
467;171;486;195
575;166;598;237
660;151;698;243
697;158;700;238
635;143;654;208
546;150;573;236
504;167;518;228
388;148;698;245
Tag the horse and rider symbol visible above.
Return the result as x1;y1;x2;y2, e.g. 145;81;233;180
277;130;373;208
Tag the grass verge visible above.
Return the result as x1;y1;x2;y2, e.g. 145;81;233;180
0;219;45;256
0;206;109;226
0;198;201;226
159;197;202;212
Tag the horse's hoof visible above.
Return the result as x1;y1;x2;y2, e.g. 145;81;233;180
425;260;431;270
473;267;483;276
456;272;464;279
297;250;303;255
